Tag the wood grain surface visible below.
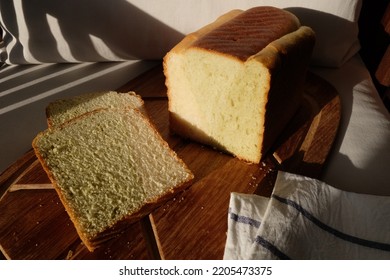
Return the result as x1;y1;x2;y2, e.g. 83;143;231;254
0;64;340;259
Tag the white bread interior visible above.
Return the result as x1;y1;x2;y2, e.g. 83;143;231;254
33;108;194;251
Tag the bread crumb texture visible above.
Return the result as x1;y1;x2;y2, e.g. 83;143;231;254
166;49;267;162
34;108;192;238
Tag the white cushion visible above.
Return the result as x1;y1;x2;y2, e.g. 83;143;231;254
1;0;361;67
311;55;390;195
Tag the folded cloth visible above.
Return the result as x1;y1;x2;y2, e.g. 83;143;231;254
224;171;390;259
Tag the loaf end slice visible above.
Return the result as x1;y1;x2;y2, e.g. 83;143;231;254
33;108;194;251
46;91;146;127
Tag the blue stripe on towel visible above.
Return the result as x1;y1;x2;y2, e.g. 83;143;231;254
229;208;261;228
255;236;291;260
272;194;390;252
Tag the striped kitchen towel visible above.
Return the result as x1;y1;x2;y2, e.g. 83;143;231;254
224;171;390;259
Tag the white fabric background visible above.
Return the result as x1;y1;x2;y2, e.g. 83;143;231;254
1;0;362;67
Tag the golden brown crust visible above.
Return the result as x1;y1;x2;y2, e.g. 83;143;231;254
192;7;300;61
167;9;243;55
255;27;316;157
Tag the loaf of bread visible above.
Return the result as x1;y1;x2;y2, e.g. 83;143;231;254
164;6;315;163
33;107;194;251
46;91;145;127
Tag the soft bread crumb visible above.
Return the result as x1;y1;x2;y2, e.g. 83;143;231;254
33;108;193;251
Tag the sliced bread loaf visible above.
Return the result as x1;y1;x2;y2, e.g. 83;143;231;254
46;91;145;127
164;6;315;163
33;107;194;251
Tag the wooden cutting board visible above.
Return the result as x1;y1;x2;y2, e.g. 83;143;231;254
0;64;340;259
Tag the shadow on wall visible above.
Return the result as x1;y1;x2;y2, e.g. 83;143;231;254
1;0;184;63
0;60;157;173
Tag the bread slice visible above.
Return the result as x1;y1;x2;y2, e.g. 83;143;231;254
46;91;145;127
163;6;315;163
33;108;194;251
